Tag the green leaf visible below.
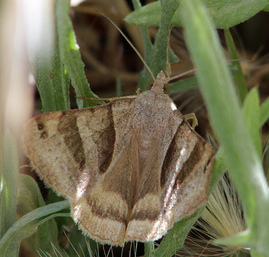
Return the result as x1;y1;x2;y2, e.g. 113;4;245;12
169;76;198;93
214;229;251;248
260;97;269;127
263;4;269;11
17;174;45;215
243;88;262;158
224;29;248;103
209;148;227;193
126;0;269;29
152;209;203;257
56;0;99;109
126;1;162;28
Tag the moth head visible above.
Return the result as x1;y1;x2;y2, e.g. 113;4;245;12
150;71;170;94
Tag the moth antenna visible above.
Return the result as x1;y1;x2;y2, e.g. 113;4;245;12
170;68;196;81
98;12;155;82
165;26;173;80
77;96;136;102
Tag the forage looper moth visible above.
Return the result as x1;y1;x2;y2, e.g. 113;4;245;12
23;71;214;245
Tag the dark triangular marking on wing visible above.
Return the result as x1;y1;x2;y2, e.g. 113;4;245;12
90;104;116;174
57;111;86;170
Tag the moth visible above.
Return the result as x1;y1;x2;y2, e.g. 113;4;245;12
23;71;214;245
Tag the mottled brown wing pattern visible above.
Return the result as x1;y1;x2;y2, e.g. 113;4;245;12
23;73;214;245
23;99;139;244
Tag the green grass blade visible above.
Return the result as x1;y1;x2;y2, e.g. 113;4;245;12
224;29;248;103
169;76;198;93
56;0;99;109
0;201;70;256
31;41;70;112
30;3;70;113
260;97;269;127
180;0;269;254
243;88;262;158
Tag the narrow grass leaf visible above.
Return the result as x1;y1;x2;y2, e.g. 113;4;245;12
30;2;70;113
169;76;198;93
260;97;269;127
224;29;248;103
243;88;262;158
180;0;269;254
56;0;99;109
